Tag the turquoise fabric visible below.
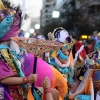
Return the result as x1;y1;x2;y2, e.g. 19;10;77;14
68;66;74;82
50;58;69;74
59;49;69;60
50;58;73;82
75;95;91;100
33;90;41;100
63;45;69;50
97;59;100;64
85;57;93;65
0;14;14;39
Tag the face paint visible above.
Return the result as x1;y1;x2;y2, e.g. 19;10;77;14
59;49;69;60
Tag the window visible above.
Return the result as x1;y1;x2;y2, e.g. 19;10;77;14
45;10;48;12
46;15;51;18
45;5;50;7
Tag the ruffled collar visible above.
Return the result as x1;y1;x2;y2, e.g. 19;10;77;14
55;57;70;68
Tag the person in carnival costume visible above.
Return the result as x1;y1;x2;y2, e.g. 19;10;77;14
85;32;100;100
47;27;74;99
72;35;86;59
48;27;74;82
0;0;66;100
0;0;38;99
69;53;94;100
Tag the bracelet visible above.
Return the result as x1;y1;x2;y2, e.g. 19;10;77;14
44;87;51;94
23;77;29;84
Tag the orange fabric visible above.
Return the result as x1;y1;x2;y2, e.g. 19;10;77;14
27;67;67;100
51;67;68;99
59;96;63;100
84;77;92;94
69;70;93;99
27;89;34;100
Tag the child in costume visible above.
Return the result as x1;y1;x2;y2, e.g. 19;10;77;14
85;32;100;100
48;27;74;83
72;35;86;59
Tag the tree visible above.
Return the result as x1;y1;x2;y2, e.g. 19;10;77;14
41;0;100;38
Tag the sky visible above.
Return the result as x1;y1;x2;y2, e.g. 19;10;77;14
9;0;43;18
7;0;43;31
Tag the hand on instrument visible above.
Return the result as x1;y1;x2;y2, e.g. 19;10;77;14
28;74;38;83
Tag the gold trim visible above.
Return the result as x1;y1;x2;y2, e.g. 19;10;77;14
11;38;64;57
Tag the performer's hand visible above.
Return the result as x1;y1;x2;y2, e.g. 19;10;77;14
28;74;38;83
42;77;51;88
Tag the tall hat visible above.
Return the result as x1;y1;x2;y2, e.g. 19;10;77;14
53;27;69;43
48;27;74;50
0;0;21;41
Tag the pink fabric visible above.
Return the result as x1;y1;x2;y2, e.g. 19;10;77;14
0;60;15;80
23;53;53;87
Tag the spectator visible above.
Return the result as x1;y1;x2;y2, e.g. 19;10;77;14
72;35;86;59
84;40;92;54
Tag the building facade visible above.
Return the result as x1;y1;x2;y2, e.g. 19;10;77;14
41;0;100;35
75;0;100;26
41;0;56;27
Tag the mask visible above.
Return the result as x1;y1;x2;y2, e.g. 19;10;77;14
59;49;69;60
